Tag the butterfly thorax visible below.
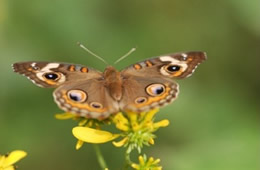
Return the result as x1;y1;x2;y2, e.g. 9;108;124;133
104;66;123;101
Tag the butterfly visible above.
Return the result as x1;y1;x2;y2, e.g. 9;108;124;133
12;51;206;120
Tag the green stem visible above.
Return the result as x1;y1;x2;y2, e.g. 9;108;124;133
124;149;133;170
93;144;108;170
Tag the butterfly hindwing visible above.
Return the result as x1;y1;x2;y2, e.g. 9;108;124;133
119;75;179;112
53;79;119;120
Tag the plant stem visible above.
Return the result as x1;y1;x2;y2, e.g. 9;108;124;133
124;150;133;170
93;144;108;170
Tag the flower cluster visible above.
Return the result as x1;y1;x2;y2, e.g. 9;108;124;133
112;109;169;154
132;155;162;170
56;109;168;169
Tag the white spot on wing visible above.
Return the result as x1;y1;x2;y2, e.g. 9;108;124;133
80;112;87;117
151;102;158;107
181;53;188;60
42;63;60;71
159;99;166;104
31;62;37;67
71;107;80;112
36;63;66;84
64;103;71;108
166;95;172;100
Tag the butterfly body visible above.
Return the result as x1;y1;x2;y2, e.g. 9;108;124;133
103;66;123;101
13;51;206;120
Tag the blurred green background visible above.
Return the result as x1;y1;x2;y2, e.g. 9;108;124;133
0;0;259;169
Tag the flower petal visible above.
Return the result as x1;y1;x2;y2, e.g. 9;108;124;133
153;158;161;164
113;113;128;125
131;163;140;169
0;155;6;167
126;111;137;124
143;109;159;124
153;119;169;129
72;127;120;143
147;157;155;166
78;119;88;126
112;137;128;147
55;113;75;120
76;140;84;150
112;113;129;131
2;150;27;168
138;155;145;166
148;138;155;145
3;166;15;170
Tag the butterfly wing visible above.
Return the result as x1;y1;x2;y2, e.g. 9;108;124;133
12;62;102;88
121;51;206;79
119;51;206;112
13;62;119;119
119;76;179;112
53;79;119;120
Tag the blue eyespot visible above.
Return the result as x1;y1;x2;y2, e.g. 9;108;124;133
146;84;166;96
67;90;87;103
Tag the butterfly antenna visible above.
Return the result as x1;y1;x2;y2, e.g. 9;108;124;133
114;47;136;64
77;42;109;65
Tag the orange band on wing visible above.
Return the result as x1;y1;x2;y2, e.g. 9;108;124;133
172;70;183;77
45;80;58;85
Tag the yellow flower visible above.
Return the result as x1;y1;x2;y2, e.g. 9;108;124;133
57;109;169;153
56;110;169;169
0;150;27;170
112;109;169;153
131;155;162;170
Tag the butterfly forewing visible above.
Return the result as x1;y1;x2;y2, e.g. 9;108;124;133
121;51;206;79
12;62;102;88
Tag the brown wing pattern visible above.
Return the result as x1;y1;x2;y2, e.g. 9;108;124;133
121;51;206;79
53;79;119;120
12;62;102;88
119;76;179;112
